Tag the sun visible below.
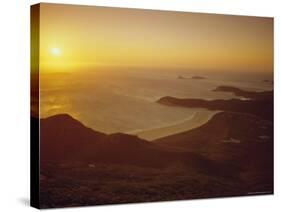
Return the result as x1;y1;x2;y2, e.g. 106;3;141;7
50;47;61;56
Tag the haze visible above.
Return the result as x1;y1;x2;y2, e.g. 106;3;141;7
39;3;273;74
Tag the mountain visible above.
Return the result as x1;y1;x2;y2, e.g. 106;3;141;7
213;85;273;100
37;85;273;208
40;114;106;161
40;113;246;176
40;114;211;168
155;86;273;183
157;86;273;121
154;112;274;192
38;110;273;208
155;111;273;188
155;111;273;159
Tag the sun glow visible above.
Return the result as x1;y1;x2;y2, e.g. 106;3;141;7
39;4;273;74
51;47;61;56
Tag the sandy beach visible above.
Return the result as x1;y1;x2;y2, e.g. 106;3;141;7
133;110;218;141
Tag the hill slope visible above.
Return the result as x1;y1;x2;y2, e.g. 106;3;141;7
39;114;214;168
157;86;273;121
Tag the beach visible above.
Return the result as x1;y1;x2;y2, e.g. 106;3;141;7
133;110;217;140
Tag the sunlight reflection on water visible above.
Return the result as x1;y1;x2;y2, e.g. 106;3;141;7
39;69;273;134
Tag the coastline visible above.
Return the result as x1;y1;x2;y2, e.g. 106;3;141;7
131;110;218;141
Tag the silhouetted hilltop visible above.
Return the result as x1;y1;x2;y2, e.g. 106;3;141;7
155;111;273;180
157;86;273;121
155;86;273;182
40;114;211;168
213;85;273;100
40;114;106;161
155;111;272;154
39;111;273;208
40;113;243;174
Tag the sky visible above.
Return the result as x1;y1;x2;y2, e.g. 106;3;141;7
39;3;273;73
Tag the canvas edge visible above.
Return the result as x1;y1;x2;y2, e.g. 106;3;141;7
30;3;40;209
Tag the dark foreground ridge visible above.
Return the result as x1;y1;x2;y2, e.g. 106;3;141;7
40;114;219;168
40;114;169;167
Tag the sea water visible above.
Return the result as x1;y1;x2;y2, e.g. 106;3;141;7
39;68;273;136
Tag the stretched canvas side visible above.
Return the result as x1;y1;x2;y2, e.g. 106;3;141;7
30;4;40;209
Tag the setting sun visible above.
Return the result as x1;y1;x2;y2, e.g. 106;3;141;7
50;47;61;56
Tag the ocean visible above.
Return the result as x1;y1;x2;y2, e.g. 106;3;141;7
39;68;273;139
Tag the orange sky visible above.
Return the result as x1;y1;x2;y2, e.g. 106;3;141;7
39;3;273;73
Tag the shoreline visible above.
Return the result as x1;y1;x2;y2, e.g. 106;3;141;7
129;110;218;141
